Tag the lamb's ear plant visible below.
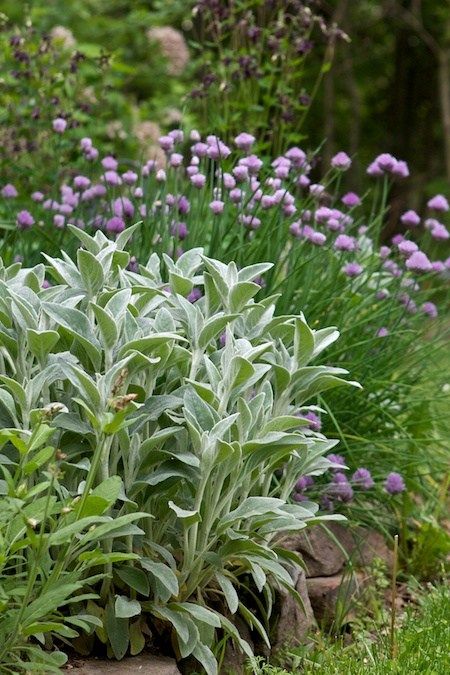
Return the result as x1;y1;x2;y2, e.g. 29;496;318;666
0;226;359;672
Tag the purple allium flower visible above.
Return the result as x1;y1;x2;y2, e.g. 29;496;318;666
431;261;445;272
190;173;206;188
113;197;134;219
170;152;183;167
85;147;99;161
1;183;18;198
53;214;65;228
384;472;406;495
187;288;202;303
209;200;224;215
102;155;118;171
239;154;263;175
358;225;368;235
73;175;90;190
16;210;34;229
379;246;391;259
431;223;449;241
169;129;184;143
309;183;325;197
122;170;138;185
327;454;346;469
341;192;361;207
285;146;306;167
343;262;363;277
331;151;352;170
295;476;314;491
310;231;326;246
239;214;261;229
422;301;438;318
374;153;396;172
103;170;122;186
134;187;143;198
191;142;208;157
176;195;190;215
398;239;419;257
190;129;201;142
234;132;255;152
376;290;389;300
156;169;167;182
329;473;354;502
80;137;92;151
303;411;322;431
186;165;198;177
206;135;231;160
427;194;449;212
400;210;420;227
31;191;44;202
297;174;311;188
52;117;67;133
171;221;188;240
289;221;302;238
334;234;357;251
106;216;125;233
392;233;405;246
398;292;417;313
223;172;236;190
392;160;409;178
158;135;174;151
293;492;307;502
405;251;432;273
229;188;243;203
127;256;139;273
352;468;374;489
376;327;389;337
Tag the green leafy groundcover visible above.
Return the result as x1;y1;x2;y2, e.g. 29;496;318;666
0;226;358;673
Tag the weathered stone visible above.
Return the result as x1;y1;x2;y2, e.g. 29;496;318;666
281;524;392;577
71;655;180;675
306;572;368;624
272;566;317;651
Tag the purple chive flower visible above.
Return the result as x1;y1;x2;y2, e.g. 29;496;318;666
80;137;92;151
52;117;67;133
352;468;374;489
293;492;308;502
73;175;90;190
190;129;201;142
376;327;389;337
122;170;138;184
310;231;326;246
239;214;261;230
329;473;354;502
379;246;391;259
398;240;419;257
106;216;125;233
234;132;255;152
289;221;302;238
169;129;184;143
53;214;65;228
295;476;314;491
431;223;449;241
341;192;361;207
400;210;420;227
392;234;405;246
190;173;206;188
427;194;449;212
384;472;406;495
206;136;231;160
285;147;306;167
223;172;236;189
127;256;139;273
334;234;357;251
297;174;311;188
187;288;202;303
186;165;199;177
134;187;143;198
239;154;263;175
156;169;166;182
405;251;432;273
170;153;183;167
177;196;190;215
102;155;118;171
431;261;445;272
209;200;224;215
16;210;34;229
374;153;396;172
422;301;438;318
1;183;18;198
343;262;363;277
233;165;249;182
171;221;188;240
103;170;122;186
392;160;409;178
31;191;44;202
331;151;352;170
310;183;325;197
113;197;134;219
327;454;346;470
159;135;174;151
303;411;322;431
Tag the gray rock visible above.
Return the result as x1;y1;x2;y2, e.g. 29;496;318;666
272;566;317;651
281;524;392;578
306;571;367;625
70;655;180;675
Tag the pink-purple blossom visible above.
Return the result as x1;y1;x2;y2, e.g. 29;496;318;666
427;194;449;212
52;117;67;133
384;472;406;495
400;210;420;227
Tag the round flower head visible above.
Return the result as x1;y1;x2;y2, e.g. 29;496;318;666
422;301;438;318
177;196;190;215
1;183;18;198
16;210;34;229
74;175;90;190
384;472;405;495
171;221;188;240
431;223;449;241
405;251;432;273
285;146;306;167
398;240;418;257
427;194;449;212
240;154;263;175
374;153;396;172
53;214;65;229
400;210;420;227
392;160;409;178
122;170;138;185
334;234;357;252
343;262;363;277
341;192;361;207
295;475;314;491
80;137;92;151
52;117;67;133
309;183;325;197
190;129;201;142
190;173;206;188
158;135;174;152
103;171;122;186
113;197;134;219
329;473;354;502
234;132;255;152
209;200;224;215
379;245;391;259
431;261;445;272
293;492;307;502
310;231;326;246
352;467;374;489
106;216;125;234
31;191;44;202
376;327;389;337
206;136;231;160
170;152;183;167
101;155;118;171
303;410;322;431
331;151;351;170
327;454;346;470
